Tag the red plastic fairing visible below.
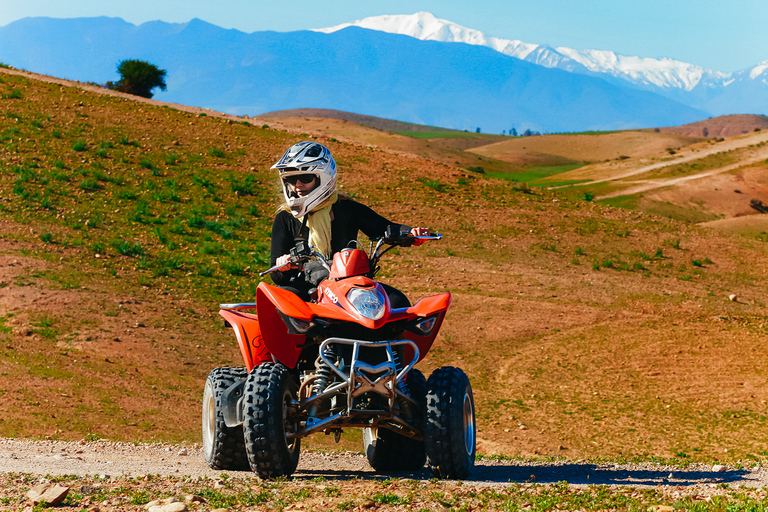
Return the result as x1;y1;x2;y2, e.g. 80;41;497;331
328;248;370;279
218;309;272;372
255;282;310;368
406;292;452;317
405;292;452;362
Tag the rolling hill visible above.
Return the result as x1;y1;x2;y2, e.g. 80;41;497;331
2;67;768;463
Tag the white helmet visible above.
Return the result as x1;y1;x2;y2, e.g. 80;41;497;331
272;141;337;218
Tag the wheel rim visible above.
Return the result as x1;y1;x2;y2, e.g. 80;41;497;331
462;391;475;457
203;391;214;456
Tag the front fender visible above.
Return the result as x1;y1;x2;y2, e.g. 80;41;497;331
255;282;308;369
219;309;271;372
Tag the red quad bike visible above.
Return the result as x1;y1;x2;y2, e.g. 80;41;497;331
202;227;476;479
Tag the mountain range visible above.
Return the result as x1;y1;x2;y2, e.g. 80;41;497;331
317;12;768;117
0;13;762;132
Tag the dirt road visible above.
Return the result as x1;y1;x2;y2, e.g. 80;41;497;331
586;131;768;199
597;143;768;200
1;438;765;488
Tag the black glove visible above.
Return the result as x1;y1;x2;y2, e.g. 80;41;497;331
304;261;329;286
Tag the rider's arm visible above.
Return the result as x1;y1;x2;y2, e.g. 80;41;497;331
346;199;404;240
346;199;427;240
270;211;301;285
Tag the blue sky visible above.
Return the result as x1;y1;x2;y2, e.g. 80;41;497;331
1;0;765;73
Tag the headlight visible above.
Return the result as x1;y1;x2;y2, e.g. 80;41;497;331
347;287;386;320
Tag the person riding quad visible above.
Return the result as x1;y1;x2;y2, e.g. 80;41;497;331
269;141;428;307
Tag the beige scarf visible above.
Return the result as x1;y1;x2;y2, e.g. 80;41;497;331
279;192;338;258
305;192;338;258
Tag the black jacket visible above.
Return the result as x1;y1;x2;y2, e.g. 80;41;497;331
269;197;403;286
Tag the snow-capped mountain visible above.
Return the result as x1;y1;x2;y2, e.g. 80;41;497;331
316;11;764;114
315;12;584;71
555;47;727;91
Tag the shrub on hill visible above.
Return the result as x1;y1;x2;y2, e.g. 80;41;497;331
107;59;167;98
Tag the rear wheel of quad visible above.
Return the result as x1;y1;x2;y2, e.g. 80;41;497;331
242;362;301;478
363;369;427;472
202;367;249;470
424;366;476;479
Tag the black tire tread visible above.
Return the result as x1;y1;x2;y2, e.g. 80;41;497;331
364;369;427;472
204;367;249;471
424;366;475;479
242;363;300;478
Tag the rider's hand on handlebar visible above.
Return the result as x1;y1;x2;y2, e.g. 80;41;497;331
275;254;297;271
410;227;430;246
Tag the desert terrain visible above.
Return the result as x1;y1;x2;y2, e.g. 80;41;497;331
2;65;768;509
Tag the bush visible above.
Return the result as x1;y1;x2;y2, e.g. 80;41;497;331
107;60;167;99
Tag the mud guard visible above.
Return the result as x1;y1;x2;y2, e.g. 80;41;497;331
218;309;272;372
255;282;312;369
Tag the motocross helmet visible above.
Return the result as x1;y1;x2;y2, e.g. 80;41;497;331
272;141;337;218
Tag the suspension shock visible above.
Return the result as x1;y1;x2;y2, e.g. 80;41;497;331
313;344;336;395
393;348;410;395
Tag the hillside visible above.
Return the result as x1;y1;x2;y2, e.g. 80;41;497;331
654;114;768;138
527;127;768;228
467;130;702;165
3;68;768;465
258;108;457;133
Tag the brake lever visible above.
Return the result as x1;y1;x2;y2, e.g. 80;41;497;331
259;243;327;276
401;233;442;246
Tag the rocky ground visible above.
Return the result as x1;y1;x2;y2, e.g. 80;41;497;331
0;438;764;486
2;438;768;510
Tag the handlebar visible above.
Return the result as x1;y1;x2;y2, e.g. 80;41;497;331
377;232;441;248
259;246;331;276
259;229;441;276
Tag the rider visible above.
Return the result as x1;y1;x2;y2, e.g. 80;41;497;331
269;141;428;306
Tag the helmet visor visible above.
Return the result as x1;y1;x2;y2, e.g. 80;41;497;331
283;174;318;185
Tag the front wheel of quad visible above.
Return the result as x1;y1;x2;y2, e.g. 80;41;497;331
242;362;301;478
363;369;427;472
202;367;249;470
424;366;476;479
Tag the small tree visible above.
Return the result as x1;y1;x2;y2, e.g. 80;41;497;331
108;59;167;98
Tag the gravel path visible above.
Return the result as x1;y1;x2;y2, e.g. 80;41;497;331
1;438;766;488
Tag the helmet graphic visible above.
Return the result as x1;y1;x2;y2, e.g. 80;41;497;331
272;142;337;218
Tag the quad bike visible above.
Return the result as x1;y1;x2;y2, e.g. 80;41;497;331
202;226;476;479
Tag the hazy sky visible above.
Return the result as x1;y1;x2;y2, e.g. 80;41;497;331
0;0;765;73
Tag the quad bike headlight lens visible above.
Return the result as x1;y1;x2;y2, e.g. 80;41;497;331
347;287;386;320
